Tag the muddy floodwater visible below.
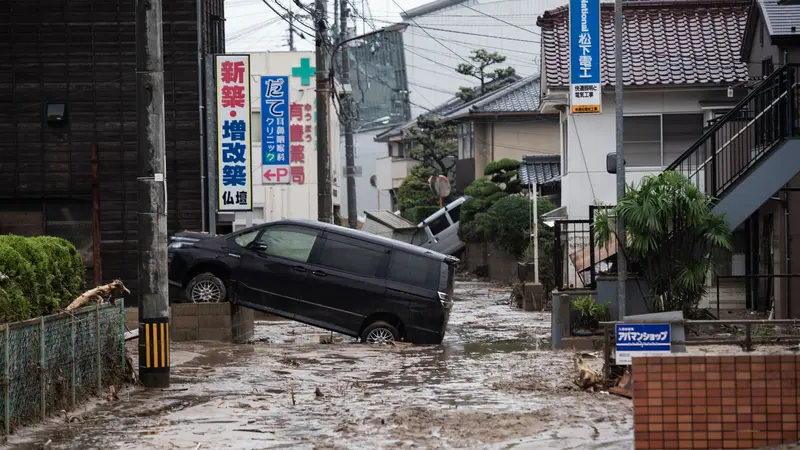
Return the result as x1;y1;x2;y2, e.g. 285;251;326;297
10;281;633;449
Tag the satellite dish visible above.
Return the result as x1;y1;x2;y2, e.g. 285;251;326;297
432;175;451;198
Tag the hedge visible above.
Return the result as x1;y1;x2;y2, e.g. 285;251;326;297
0;235;85;323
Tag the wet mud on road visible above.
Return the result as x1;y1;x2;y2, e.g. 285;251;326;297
9;282;633;449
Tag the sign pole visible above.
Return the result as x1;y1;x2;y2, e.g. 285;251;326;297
614;0;627;320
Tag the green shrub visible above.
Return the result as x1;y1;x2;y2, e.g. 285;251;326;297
0;235;85;323
406;205;441;224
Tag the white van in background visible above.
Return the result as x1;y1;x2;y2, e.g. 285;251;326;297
411;196;468;256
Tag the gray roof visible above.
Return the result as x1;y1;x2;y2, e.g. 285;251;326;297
520;154;561;187
375;75;522;141
364;210;418;230
759;0;800;36
441;74;543;121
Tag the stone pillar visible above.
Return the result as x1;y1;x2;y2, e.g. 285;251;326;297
523;282;544;311
230;303;254;344
551;294;571;349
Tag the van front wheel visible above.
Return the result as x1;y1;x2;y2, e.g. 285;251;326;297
361;321;399;345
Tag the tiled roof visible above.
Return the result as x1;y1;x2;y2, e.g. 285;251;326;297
537;0;751;88
441;74;544;121
759;0;800;36
520;154;561;187
375;75;522;141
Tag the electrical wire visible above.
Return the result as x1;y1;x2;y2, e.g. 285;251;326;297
390;0;477;71
569;114;598;202
440;0;541;36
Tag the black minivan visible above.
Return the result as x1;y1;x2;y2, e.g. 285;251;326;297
167;219;457;345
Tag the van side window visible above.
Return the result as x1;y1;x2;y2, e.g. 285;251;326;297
317;237;386;277
254;228;318;263
387;250;439;290
447;204;461;223
427;214;449;235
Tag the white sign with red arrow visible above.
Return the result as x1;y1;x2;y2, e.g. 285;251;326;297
263;165;291;184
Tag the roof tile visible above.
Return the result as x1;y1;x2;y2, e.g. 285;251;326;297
537;0;751;88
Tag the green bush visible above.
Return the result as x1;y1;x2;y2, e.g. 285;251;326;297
406;205;441;224
0;235;85;323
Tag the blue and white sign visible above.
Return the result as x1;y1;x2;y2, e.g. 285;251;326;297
569;0;601;114
261;76;291;184
615;323;671;365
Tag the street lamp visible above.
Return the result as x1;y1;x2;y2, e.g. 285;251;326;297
331;21;409;229
354;115;390;158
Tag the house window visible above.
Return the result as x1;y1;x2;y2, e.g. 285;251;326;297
662;114;704;166
458;123;474;159
623;116;662;167
403;141;412;158
623;114;704;167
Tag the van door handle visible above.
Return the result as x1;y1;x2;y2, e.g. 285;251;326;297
311;270;327;277
293;266;308;273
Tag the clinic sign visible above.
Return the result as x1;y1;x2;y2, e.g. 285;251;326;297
261;76;291;184
215;54;253;211
615;323;671;365
569;0;601;114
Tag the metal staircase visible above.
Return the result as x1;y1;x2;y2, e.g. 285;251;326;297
665;64;800;229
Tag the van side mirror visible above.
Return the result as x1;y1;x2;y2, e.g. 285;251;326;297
250;242;268;252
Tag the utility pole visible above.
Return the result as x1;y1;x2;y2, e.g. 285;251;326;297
340;1;358;228
136;0;170;387
315;0;333;223
288;13;295;51
614;0;627;319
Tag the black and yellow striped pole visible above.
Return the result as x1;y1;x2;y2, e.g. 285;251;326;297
139;317;170;386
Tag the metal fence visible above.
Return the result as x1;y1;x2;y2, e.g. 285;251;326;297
0;302;126;434
554;205;615;290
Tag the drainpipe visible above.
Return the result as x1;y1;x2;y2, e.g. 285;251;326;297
197;0;207;232
786;189;792;318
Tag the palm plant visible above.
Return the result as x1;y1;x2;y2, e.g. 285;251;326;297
593;171;733;317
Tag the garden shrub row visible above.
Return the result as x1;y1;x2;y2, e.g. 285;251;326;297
0;235;85;323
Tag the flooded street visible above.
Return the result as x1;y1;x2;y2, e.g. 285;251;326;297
10;281;633;449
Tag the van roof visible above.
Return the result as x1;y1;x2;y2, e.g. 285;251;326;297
275;219;458;263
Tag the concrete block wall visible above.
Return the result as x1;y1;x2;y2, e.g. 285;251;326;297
633;354;800;449
698;281;747;311
125;303;254;343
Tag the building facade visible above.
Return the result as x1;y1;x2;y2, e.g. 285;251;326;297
0;0;224;298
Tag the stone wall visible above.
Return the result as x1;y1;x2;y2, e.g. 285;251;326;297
633;354;800;449
125;303;254;343
461;241;519;284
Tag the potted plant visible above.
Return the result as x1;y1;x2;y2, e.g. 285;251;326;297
571;296;610;336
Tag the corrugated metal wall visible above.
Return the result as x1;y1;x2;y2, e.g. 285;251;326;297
0;0;224;300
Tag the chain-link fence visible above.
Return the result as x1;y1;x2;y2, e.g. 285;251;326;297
0;301;126;434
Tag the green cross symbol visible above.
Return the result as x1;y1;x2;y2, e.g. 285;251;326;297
292;58;316;86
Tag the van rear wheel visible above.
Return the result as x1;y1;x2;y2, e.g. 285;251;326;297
361;321;399;345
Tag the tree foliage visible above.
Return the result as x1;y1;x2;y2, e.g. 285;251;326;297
406;115;458;176
484;158;522;194
593;171;733;316
455;49;516;101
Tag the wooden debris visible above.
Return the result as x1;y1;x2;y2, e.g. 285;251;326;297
66;280;130;311
290;384;296;406
609;370;633;399
573;354;602;390
315;387;324;398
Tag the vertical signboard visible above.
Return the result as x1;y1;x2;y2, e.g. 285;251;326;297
289;99;314;185
569;0;602;114
216;54;253;211
261;76;291;184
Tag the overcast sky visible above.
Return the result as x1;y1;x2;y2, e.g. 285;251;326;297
225;0;433;53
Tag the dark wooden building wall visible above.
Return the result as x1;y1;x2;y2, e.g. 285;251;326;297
0;0;224;300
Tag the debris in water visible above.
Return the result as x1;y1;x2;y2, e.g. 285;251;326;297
290;383;296;406
573;354;602;390
315;387;324;398
609;370;633;399
233;429;270;434
216;401;225;407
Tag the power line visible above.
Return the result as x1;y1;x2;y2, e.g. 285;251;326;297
405;29;540;57
390;0;477;71
441;0;541;36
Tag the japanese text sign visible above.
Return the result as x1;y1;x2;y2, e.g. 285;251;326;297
216;54;253;211
569;0;601;114
261;76;291;184
288;100;314;185
615;323;671;365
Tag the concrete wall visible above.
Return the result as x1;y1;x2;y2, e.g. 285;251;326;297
596;276;656;320
125;303;254;343
633;354;800;449
461;241;519;284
